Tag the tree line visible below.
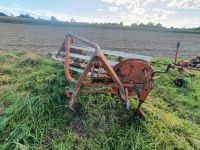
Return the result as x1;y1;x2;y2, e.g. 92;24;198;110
0;12;199;31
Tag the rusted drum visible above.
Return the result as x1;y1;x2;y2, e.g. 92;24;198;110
113;59;154;97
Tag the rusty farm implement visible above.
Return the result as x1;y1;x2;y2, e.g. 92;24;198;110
52;32;174;117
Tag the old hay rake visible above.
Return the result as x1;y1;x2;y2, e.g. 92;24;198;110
52;32;168;117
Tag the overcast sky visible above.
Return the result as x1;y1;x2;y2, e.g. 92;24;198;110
0;0;200;28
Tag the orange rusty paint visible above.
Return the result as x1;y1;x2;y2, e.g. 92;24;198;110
62;32;157;115
64;33;77;83
113;59;154;83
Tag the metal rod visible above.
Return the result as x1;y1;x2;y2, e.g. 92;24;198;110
174;42;180;64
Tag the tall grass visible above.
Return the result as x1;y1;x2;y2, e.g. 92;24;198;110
0;51;200;149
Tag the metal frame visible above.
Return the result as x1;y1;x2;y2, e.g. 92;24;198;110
57;32;160;116
173;42;196;77
64;33;127;109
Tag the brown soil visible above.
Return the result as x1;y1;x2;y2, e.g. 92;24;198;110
0;23;200;58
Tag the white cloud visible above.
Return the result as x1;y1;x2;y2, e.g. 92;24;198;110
1;1;200;28
108;6;118;12
102;0;141;11
165;17;200;28
152;8;175;19
102;0;137;7
0;6;116;23
97;8;103;12
167;0;200;9
143;0;156;6
0;6;64;20
101;0;175;25
120;8;175;25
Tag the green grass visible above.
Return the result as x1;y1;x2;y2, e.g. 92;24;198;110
0;50;200;150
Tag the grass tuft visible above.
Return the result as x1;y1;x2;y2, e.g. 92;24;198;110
0;51;200;149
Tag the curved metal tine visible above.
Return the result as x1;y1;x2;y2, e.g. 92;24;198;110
69;33;100;51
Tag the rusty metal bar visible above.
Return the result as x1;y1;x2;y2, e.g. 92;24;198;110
70;45;152;62
52;32;162;117
64;33;77;83
174;42;180;64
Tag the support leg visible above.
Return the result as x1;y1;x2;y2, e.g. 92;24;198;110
134;100;145;118
68;86;84;113
68;94;84;113
124;87;130;110
66;83;84;113
125;100;130;110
